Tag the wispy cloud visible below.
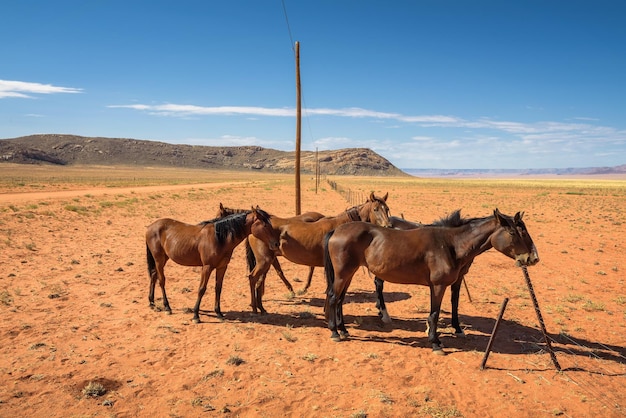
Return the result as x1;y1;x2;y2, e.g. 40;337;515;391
0;79;83;99
109;101;626;168
113;104;624;141
108;103;459;124
108;104;294;117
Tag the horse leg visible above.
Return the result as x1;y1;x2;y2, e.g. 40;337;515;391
213;266;227;318
271;258;294;295
327;291;341;342
301;266;315;293
427;284;447;355
248;273;259;314
374;277;391;323
450;278;465;336
254;272;268;315
248;254;273;314
147;245;172;313
155;261;171;314
337;287;350;339
192;265;213;323
147;246;158;309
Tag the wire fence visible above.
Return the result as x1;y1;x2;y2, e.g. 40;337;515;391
326;179;367;206
328;179;625;415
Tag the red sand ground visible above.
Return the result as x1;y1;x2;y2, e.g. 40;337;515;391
0;175;624;417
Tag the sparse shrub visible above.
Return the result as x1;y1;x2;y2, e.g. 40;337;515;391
82;381;106;397
226;355;245;366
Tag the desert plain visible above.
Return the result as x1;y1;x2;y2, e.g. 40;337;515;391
0;164;624;417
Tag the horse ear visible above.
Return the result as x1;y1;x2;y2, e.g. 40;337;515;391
220;202;225;210
494;208;506;226
369;191;375;202
514;211;524;223
382;192;388;202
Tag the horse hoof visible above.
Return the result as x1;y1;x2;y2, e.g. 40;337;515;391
432;347;446;356
166;310;172;315
192;318;200;324
380;311;392;324
331;333;341;342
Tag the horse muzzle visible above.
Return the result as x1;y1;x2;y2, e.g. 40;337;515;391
515;252;540;267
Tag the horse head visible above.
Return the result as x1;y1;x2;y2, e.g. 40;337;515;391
359;192;392;227
249;206;280;251
492;208;539;267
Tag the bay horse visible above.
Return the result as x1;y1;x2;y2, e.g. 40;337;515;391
374;215;423;323
145;207;279;322
323;209;539;354
374;215;476;328
216;203;325;299
247;192;392;314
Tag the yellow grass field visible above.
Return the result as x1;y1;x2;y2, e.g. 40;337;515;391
1;164;625;417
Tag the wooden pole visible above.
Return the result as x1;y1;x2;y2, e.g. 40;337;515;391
315;147;319;194
481;298;509;370
522;266;561;371
294;41;302;215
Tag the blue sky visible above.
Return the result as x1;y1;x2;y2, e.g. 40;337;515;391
1;1;625;169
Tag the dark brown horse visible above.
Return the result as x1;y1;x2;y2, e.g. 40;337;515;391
374;215;474;329
374;215;423;323
216;203;325;300
146;207;279;322
247;192;392;314
324;209;539;354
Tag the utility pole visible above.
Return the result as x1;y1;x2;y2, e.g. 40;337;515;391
294;41;301;215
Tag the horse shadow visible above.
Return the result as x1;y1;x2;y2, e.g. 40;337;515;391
347;311;626;371
191;296;625;373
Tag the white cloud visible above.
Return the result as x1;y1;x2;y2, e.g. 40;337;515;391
109;101;625;168
108;104;294;117
0;79;83;99
108;102;459;125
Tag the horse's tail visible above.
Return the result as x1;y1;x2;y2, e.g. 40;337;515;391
245;237;256;274
323;229;336;320
146;244;157;278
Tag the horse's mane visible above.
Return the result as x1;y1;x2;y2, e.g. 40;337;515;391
431;210;464;227
345;206;360;221
211;208;273;244
430;210;492;228
198;217;221;226
214;212;249;244
254;208;272;225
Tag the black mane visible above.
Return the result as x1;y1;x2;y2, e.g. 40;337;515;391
214;212;249;244
431;210;493;228
432;210;464;227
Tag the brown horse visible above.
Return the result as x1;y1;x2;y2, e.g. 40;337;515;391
374;215;474;328
146;207;279;322
374;215;423;323
216;203;325;299
324;209;539;354
248;192;392;314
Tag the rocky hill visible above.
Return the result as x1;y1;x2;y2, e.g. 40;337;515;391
0;134;408;176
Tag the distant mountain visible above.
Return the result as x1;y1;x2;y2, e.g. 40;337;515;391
404;165;626;177
0;134;408;177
